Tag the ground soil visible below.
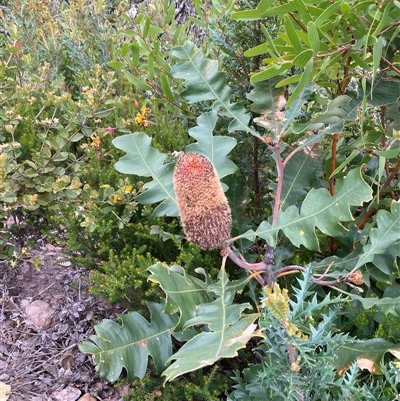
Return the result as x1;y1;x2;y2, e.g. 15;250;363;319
0;239;129;401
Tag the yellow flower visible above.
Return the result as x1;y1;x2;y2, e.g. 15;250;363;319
113;194;124;203
134;106;152;127
134;113;144;125
124;185;133;193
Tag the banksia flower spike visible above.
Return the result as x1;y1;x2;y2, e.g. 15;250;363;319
173;153;232;250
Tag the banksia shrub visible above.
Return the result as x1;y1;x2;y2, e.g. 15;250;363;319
173;153;232;250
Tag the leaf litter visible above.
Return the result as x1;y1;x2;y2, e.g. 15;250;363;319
0;240;129;401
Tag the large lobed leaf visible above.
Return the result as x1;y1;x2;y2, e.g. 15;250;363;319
242;167;373;250
171;41;254;135
112;112;237;216
163;314;261;382
334;339;400;375
185;111;238;179
112;133;178;216
78;301;178;382
354;201;400;270
147;264;212;331
162;267;263;382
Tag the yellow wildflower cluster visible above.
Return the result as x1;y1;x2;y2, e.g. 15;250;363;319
113;194;124;203
91;133;101;150
111;180;134;204
134;106;151;127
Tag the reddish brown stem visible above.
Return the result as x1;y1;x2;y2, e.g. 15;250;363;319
339;56;352;95
328;134;340;254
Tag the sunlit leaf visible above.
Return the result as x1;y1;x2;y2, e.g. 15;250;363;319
162;268;262;382
307;21;320;54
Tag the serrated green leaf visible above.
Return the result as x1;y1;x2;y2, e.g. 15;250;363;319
171;41;253;135
163;313;262;382
183;291;252;332
185;111;237;178
354;201;400;269
151;266;261;382
148;264;212;330
245;168;373;250
334;339;400;375
112;133;178;216
78;301;178;382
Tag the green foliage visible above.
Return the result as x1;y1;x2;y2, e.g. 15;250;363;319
80;263;262;382
79;299;179;382
125;365;229;401
78;0;400;396
3;0;400;398
228;270;400;401
245;167;374;250
88;247;159;306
